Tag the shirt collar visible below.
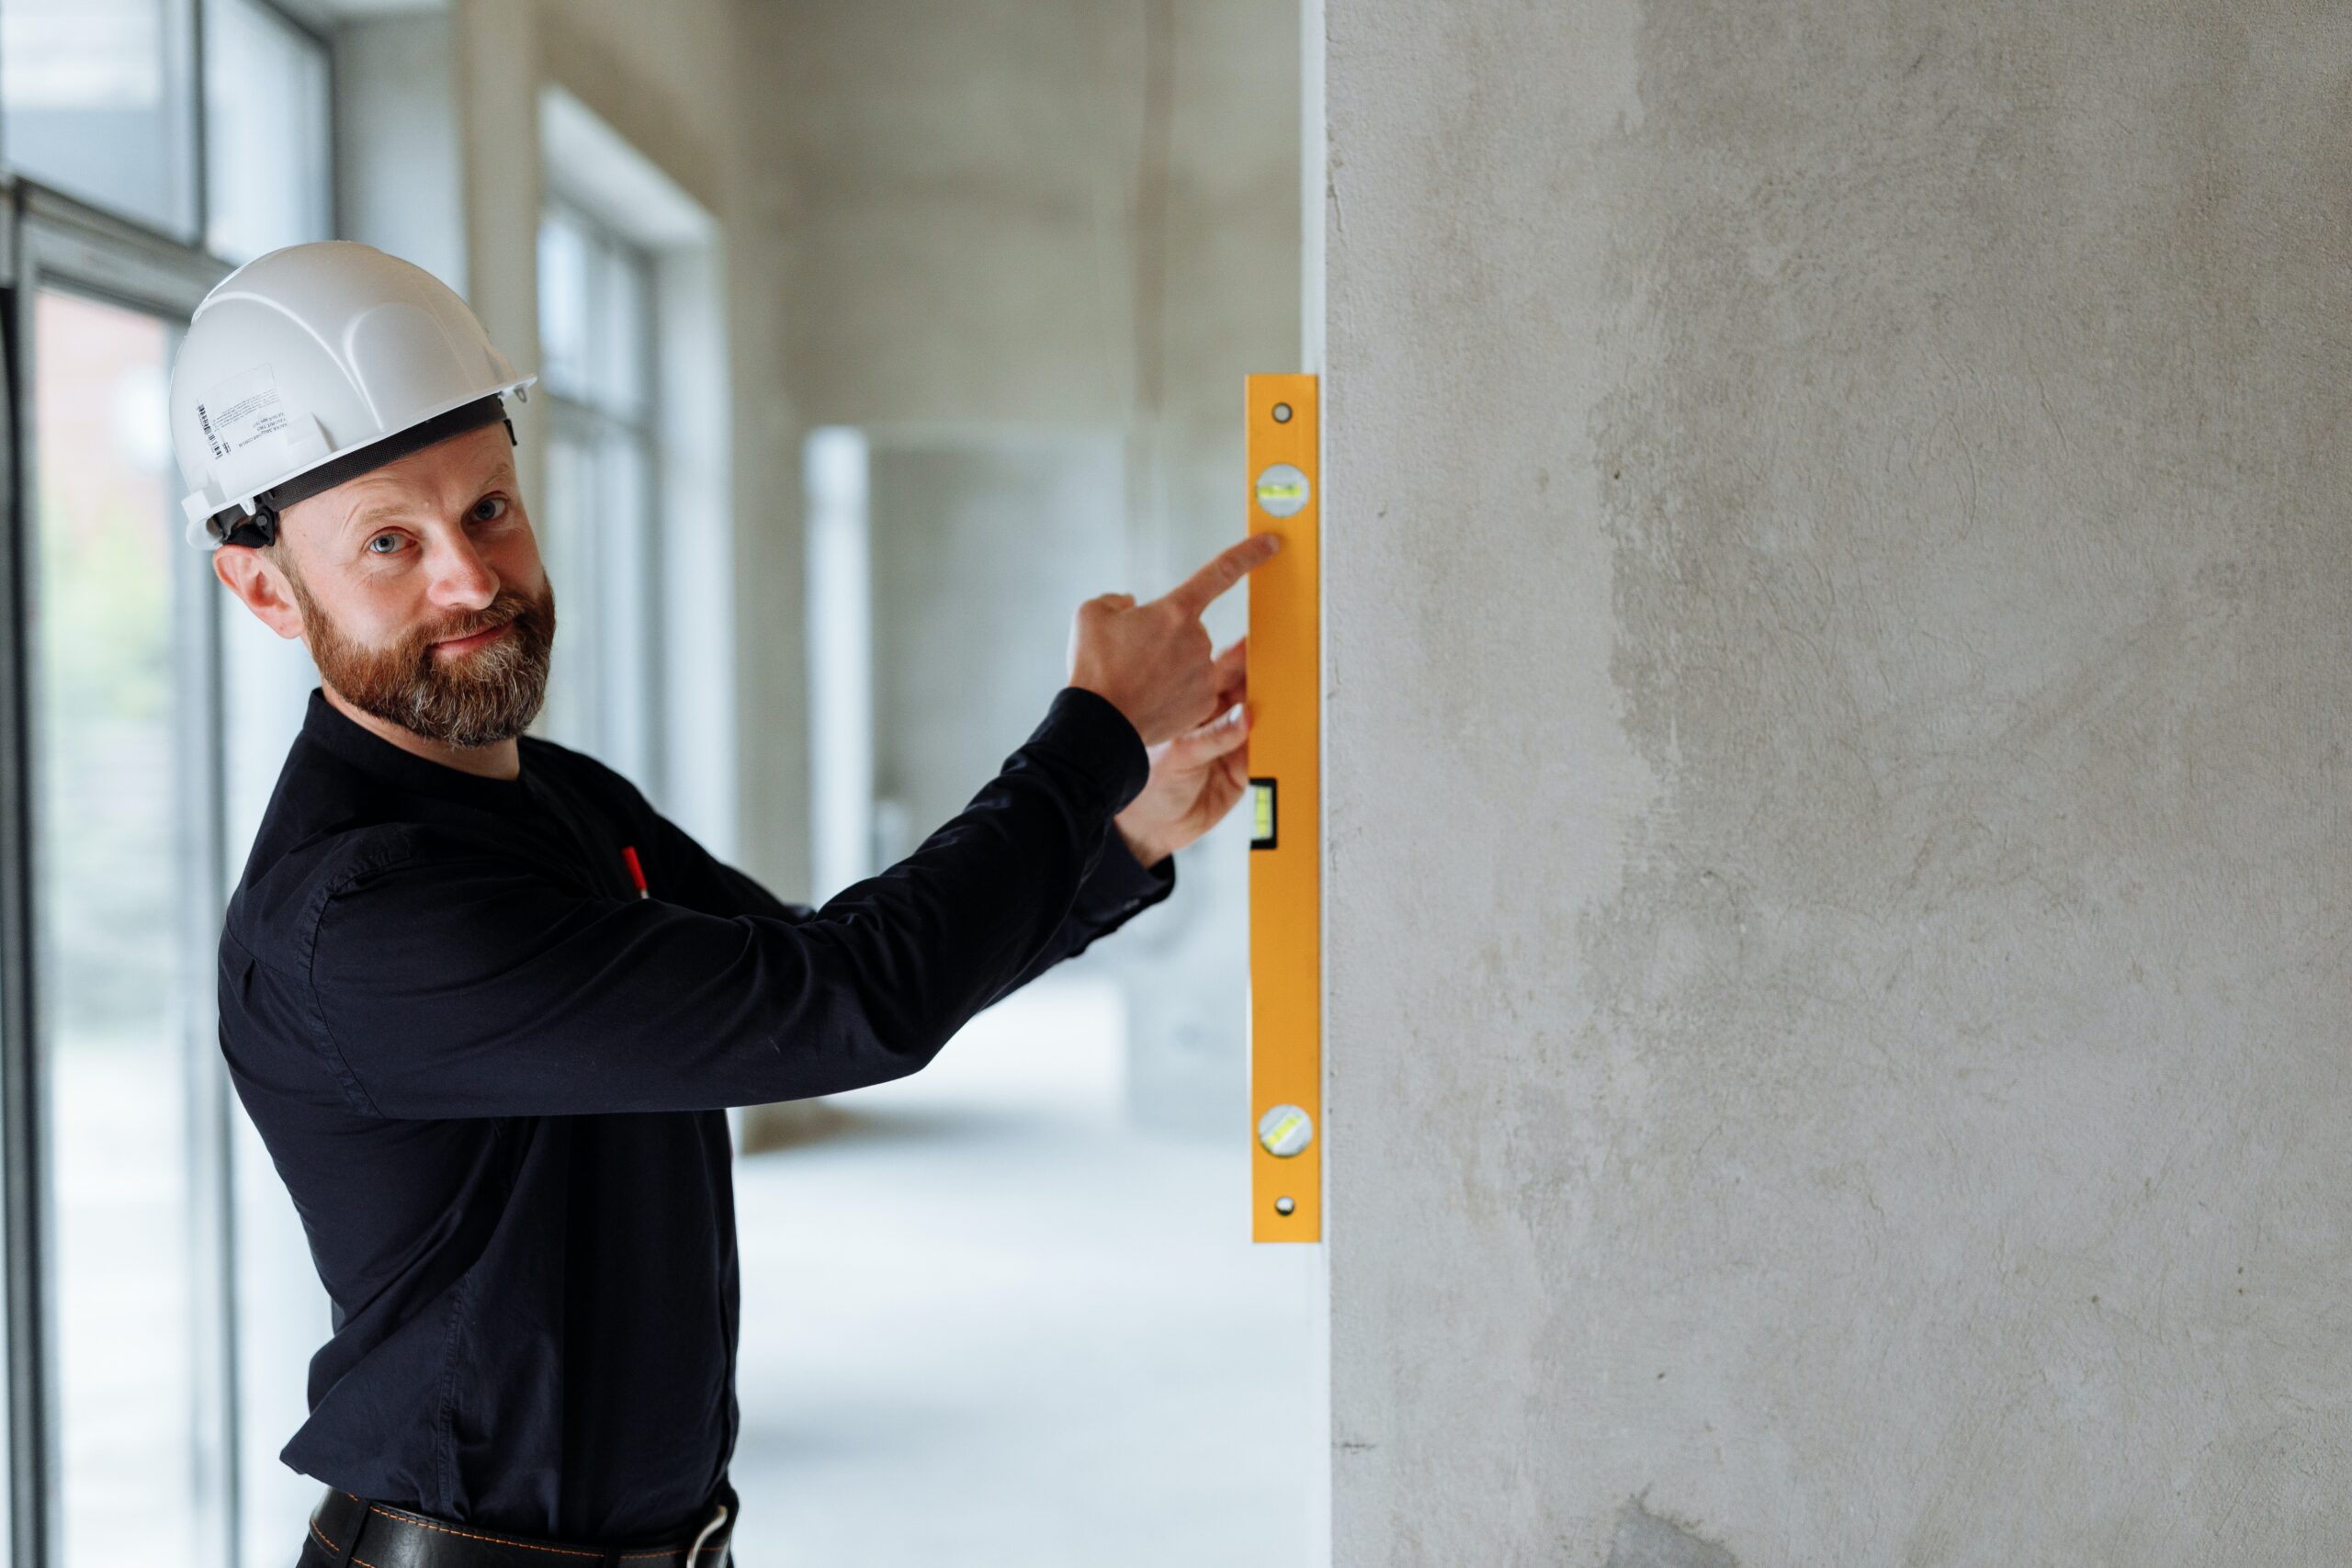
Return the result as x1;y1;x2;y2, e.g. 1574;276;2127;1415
299;686;538;814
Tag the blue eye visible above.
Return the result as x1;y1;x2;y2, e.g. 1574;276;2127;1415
471;496;509;523
365;534;401;556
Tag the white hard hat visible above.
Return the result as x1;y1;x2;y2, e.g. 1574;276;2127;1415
168;240;535;549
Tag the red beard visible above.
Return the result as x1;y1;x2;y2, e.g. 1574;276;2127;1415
291;573;558;749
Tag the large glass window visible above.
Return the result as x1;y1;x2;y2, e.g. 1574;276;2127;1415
0;0;199;238
28;285;223;1568
0;0;327;258
201;0;332;263
536;201;658;785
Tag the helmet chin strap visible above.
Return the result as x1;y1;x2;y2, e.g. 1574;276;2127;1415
209;395;519;549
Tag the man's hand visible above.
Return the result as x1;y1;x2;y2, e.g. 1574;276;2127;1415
1114;637;1251;867
1068;535;1279;748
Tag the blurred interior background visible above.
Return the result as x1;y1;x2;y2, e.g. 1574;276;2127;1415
0;0;1314;1564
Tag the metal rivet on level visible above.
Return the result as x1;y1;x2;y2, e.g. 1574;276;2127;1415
1274;1196;1296;1216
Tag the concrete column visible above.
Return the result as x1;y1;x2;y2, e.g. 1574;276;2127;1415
1321;1;2352;1560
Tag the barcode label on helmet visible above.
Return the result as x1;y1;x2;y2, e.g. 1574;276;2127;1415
194;367;288;463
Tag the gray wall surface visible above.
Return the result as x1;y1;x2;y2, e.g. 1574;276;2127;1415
1321;2;2352;1562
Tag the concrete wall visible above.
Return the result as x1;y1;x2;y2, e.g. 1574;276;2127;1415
1321;2;2352;1562
743;0;1299;1132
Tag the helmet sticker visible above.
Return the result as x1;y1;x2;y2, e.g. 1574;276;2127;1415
193;366;288;464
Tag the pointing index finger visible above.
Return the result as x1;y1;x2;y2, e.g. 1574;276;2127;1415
1162;534;1282;618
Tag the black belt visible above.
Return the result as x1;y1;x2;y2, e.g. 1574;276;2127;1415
308;1486;736;1568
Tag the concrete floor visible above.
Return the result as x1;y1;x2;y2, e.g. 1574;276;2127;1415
727;976;1317;1567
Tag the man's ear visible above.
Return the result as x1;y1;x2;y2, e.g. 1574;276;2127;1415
212;544;306;640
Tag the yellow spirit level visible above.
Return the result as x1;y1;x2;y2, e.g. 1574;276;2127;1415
1245;373;1318;1244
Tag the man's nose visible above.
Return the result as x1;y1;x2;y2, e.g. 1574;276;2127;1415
424;525;500;611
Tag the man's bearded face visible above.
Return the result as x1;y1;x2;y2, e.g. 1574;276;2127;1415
286;560;558;748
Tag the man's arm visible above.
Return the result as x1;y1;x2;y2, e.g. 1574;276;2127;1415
623;761;1176;988
618;525;1277;1008
984;823;1173;1002
307;688;1149;1120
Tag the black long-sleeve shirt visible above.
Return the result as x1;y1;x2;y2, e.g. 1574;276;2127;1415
221;686;1172;1543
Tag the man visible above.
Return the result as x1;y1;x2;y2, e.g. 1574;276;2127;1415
168;242;1273;1568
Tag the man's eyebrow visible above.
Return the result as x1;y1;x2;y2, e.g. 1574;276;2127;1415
344;501;407;535
339;468;518;537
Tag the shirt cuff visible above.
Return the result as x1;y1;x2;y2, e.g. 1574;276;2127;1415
1083;818;1178;920
1027;686;1151;814
1044;816;1176;964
